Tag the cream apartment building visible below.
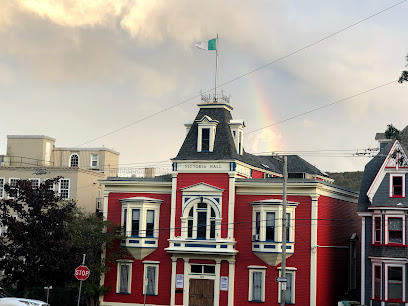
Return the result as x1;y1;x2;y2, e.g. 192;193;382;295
0;135;119;213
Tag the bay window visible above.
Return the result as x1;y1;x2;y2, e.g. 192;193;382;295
119;197;162;259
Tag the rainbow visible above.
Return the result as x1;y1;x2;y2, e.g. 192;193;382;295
247;73;282;152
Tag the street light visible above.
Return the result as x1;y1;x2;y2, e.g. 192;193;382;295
43;286;52;304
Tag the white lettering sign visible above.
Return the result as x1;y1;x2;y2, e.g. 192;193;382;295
176;274;184;288
220;276;228;291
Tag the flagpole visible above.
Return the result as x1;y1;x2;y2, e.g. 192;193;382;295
215;34;218;102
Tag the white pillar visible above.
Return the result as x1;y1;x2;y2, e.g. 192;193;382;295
310;195;319;306
228;260;235;306
214;260;221;306
170;258;177;306
170;172;178;239
228;172;236;239
183;259;189;306
361;216;366;305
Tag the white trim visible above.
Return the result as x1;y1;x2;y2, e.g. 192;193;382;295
372;215;382;244
116;261;132;294
384;262;406;301
361;217;365;305
28;178;40;189
170;259;177;306
8;178;20;199
310;195;319;306
170;173;177;239
389;173;405;198
384;214;405;245
0;178;5;199
228;172;236;239
228;261;235;306
91;153;99;168
248;266;266;302
371;262;382;300
59;178;70;199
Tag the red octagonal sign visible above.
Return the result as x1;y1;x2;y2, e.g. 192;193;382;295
75;265;90;281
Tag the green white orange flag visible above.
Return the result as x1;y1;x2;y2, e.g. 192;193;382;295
195;38;217;51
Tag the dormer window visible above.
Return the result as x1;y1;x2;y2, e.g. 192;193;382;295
201;128;210;151
390;174;405;198
196;115;218;152
229;119;245;155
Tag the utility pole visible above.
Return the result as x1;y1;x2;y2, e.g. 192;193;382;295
281;156;288;306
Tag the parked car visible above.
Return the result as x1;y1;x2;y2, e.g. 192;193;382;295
0;288;49;306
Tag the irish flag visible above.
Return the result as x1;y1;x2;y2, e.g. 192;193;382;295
195;38;217;51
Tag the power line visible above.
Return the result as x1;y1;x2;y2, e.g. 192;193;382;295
74;1;407;147
245;79;397;135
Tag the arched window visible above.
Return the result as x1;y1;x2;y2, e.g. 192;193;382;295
186;202;216;239
70;154;79;167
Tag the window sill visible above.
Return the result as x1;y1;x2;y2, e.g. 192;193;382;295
117;292;131;295
390;195;405;198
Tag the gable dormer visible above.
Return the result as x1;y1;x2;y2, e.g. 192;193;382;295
196;115;219;152
229;119;245;155
367;140;408;202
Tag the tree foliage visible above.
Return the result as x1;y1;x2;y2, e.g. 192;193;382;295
0;178;76;291
385;124;401;140
326;171;364;192
399;54;408;83
0;178;124;306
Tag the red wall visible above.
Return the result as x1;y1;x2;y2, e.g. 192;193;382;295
234;194;312;305
316;196;360;305
104;192;172;305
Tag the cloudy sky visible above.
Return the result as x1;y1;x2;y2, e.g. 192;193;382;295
0;0;407;173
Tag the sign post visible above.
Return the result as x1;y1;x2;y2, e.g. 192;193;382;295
75;254;90;306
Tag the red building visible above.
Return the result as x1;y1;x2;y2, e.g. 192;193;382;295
100;98;360;306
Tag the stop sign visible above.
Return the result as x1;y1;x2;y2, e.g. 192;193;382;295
75;265;90;281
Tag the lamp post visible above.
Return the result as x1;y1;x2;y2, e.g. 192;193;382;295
43;286;52;304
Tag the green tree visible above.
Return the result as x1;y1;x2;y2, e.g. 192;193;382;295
0;179;124;306
66;212;125;306
0;178;76;296
385;124;401;140
399;54;408;83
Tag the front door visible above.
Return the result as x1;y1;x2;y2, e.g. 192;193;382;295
189;279;214;306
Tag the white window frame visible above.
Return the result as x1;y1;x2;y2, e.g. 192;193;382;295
143;261;159;296
184;201;218;240
29;178;40;189
91;154;98;168
0;178;4;199
248;265;266;302
45;178;55;191
389;174;405;198
384;263;406;301
59;178;70;199
196;117;218;153
372;215;382;244
69;153;79;167
252;206;296;242
384;215;405;245
116;261;132;294
372;263;382;300
278;267;296;304
121;198;161;238
8;178;20;199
